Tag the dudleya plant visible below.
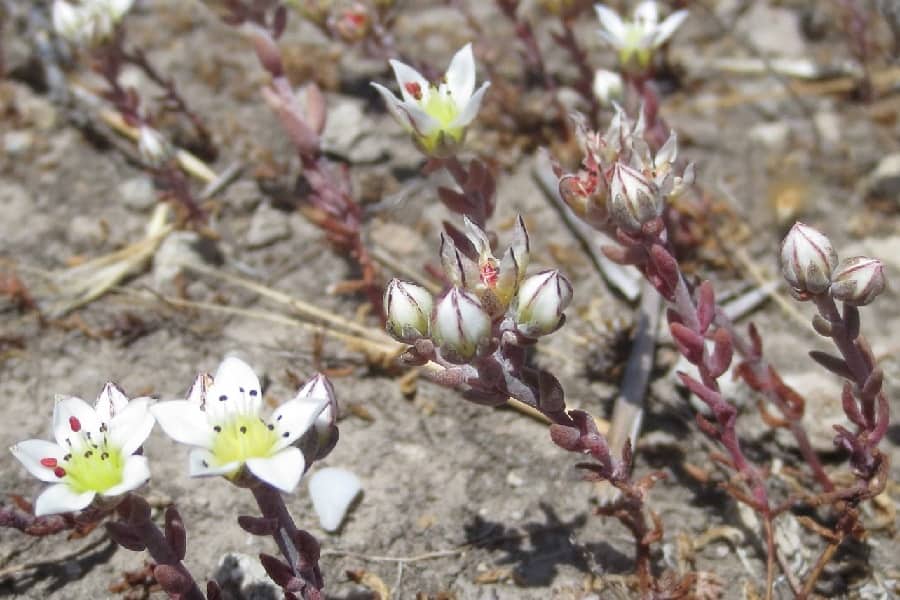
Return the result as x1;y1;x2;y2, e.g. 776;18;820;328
10;383;155;516
371;43;491;156
594;1;688;73
384;217;573;409
151;356;335;493
53;0;134;47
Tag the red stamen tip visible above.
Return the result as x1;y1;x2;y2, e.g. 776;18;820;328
404;82;423;100
40;458;58;468
53;466;66;478
69;416;81;432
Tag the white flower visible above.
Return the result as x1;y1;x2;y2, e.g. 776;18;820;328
371;43;491;156
151;357;333;493
594;2;688;70
10;383;155;516
52;0;134;47
439;216;530;315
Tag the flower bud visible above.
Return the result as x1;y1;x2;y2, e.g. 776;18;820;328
294;373;339;461
829;256;886;306
138;126;172;168
384;279;433;342
608;162;662;233
515;270;573;337
592;69;624;106
431;288;491;363
780;222;838;295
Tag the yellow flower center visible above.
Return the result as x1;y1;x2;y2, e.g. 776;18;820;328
211;415;279;469
65;446;125;494
417;86;464;153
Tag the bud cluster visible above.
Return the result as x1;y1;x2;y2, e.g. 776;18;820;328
556;107;694;235
780;222;886;305
383;218;573;366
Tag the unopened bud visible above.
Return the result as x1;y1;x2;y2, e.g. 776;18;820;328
592;69;624;106
384;279;433;342
294;373;339;460
329;4;371;43
830;256;886;306
609;162;662;233
515;270;573;337
137;126;172;167
780;222;838;295
431;288;491;363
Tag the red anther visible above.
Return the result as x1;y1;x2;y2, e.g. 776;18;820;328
40;458;58;468
53;466;66;478
480;261;499;288
404;82;423;100
69;416;81;432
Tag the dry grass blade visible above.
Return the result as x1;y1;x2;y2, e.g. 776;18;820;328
30;204;173;318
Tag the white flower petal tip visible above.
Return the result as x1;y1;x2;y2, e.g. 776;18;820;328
372;44;489;156
309;467;362;532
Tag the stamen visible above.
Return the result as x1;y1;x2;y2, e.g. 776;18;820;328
40;458;58;468
214;425;222;432
69;416;81;432
53;466;66;478
404;81;423;100
249;390;258;397
282;432;289;438
240;426;247;434
101;452;109;460
219;395;227;402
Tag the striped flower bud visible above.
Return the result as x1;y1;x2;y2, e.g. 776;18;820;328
514;270;573;337
780;223;838;295
384;279;434;342
431;288;491;363
830;256;886;306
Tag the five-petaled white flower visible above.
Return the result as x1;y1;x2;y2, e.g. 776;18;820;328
151;357;333;493
52;0;134;47
371;43;491;156
10;384;155;516
594;2;688;71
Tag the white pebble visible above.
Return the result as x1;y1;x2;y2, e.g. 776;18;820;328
309;467;362;532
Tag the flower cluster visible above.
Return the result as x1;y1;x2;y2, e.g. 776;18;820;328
385;218;572;367
52;0;134;47
594;1;688;73
371;43;491;156
780;222;886;304
10;358;337;515
557;107;694;235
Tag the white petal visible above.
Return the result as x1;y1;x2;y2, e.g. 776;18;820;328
106;0;134;19
371;82;412;132
109;398;156;456
34;484;95;516
449;81;490;129
594;4;627;45
185;373;212;408
445;43;476;104
652;9;688;47
270;399;325;452
151;401;213;448
209;356;262;419
246;447;305;493
388;59;430;105
94;382;129;423
188;448;241;478
403;102;441;136
10;440;66;483
634;1;660;26
102;455;150;497
291;373;337;436
309;467;362;532
52;396;101;449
